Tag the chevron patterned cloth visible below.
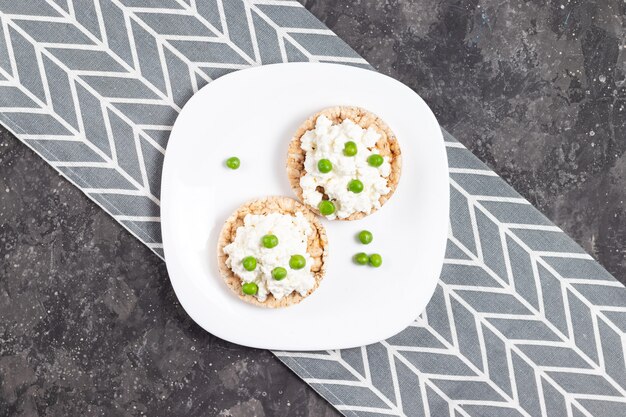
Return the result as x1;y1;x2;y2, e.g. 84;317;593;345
0;1;625;416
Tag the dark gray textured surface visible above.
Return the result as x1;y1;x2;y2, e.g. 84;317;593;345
1;0;624;416
302;0;626;281
304;0;626;282
0;133;337;417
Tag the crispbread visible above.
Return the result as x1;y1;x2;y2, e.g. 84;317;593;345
286;106;402;220
216;196;328;308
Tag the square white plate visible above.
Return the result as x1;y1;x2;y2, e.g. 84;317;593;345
161;63;449;350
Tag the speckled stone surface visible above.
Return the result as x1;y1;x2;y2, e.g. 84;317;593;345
300;0;626;282
0;134;338;417
1;0;625;416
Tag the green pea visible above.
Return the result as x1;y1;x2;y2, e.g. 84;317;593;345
242;256;257;271
368;253;383;268
343;141;357;156
348;179;364;193
242;282;258;295
367;154;384;167
318;159;333;173
289;254;306;270
318;200;335;216
354;252;368;265
358;230;373;245
262;234;278;248
226;156;240;169
272;267;287;280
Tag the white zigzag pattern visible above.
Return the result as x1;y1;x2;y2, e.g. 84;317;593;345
0;0;366;247
276;141;626;417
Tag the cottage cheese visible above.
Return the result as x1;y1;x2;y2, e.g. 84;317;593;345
223;212;315;301
299;115;392;219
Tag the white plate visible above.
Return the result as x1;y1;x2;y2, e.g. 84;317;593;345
161;63;448;351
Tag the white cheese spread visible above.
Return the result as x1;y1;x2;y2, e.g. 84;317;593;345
223;212;315;301
299;115;392;219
